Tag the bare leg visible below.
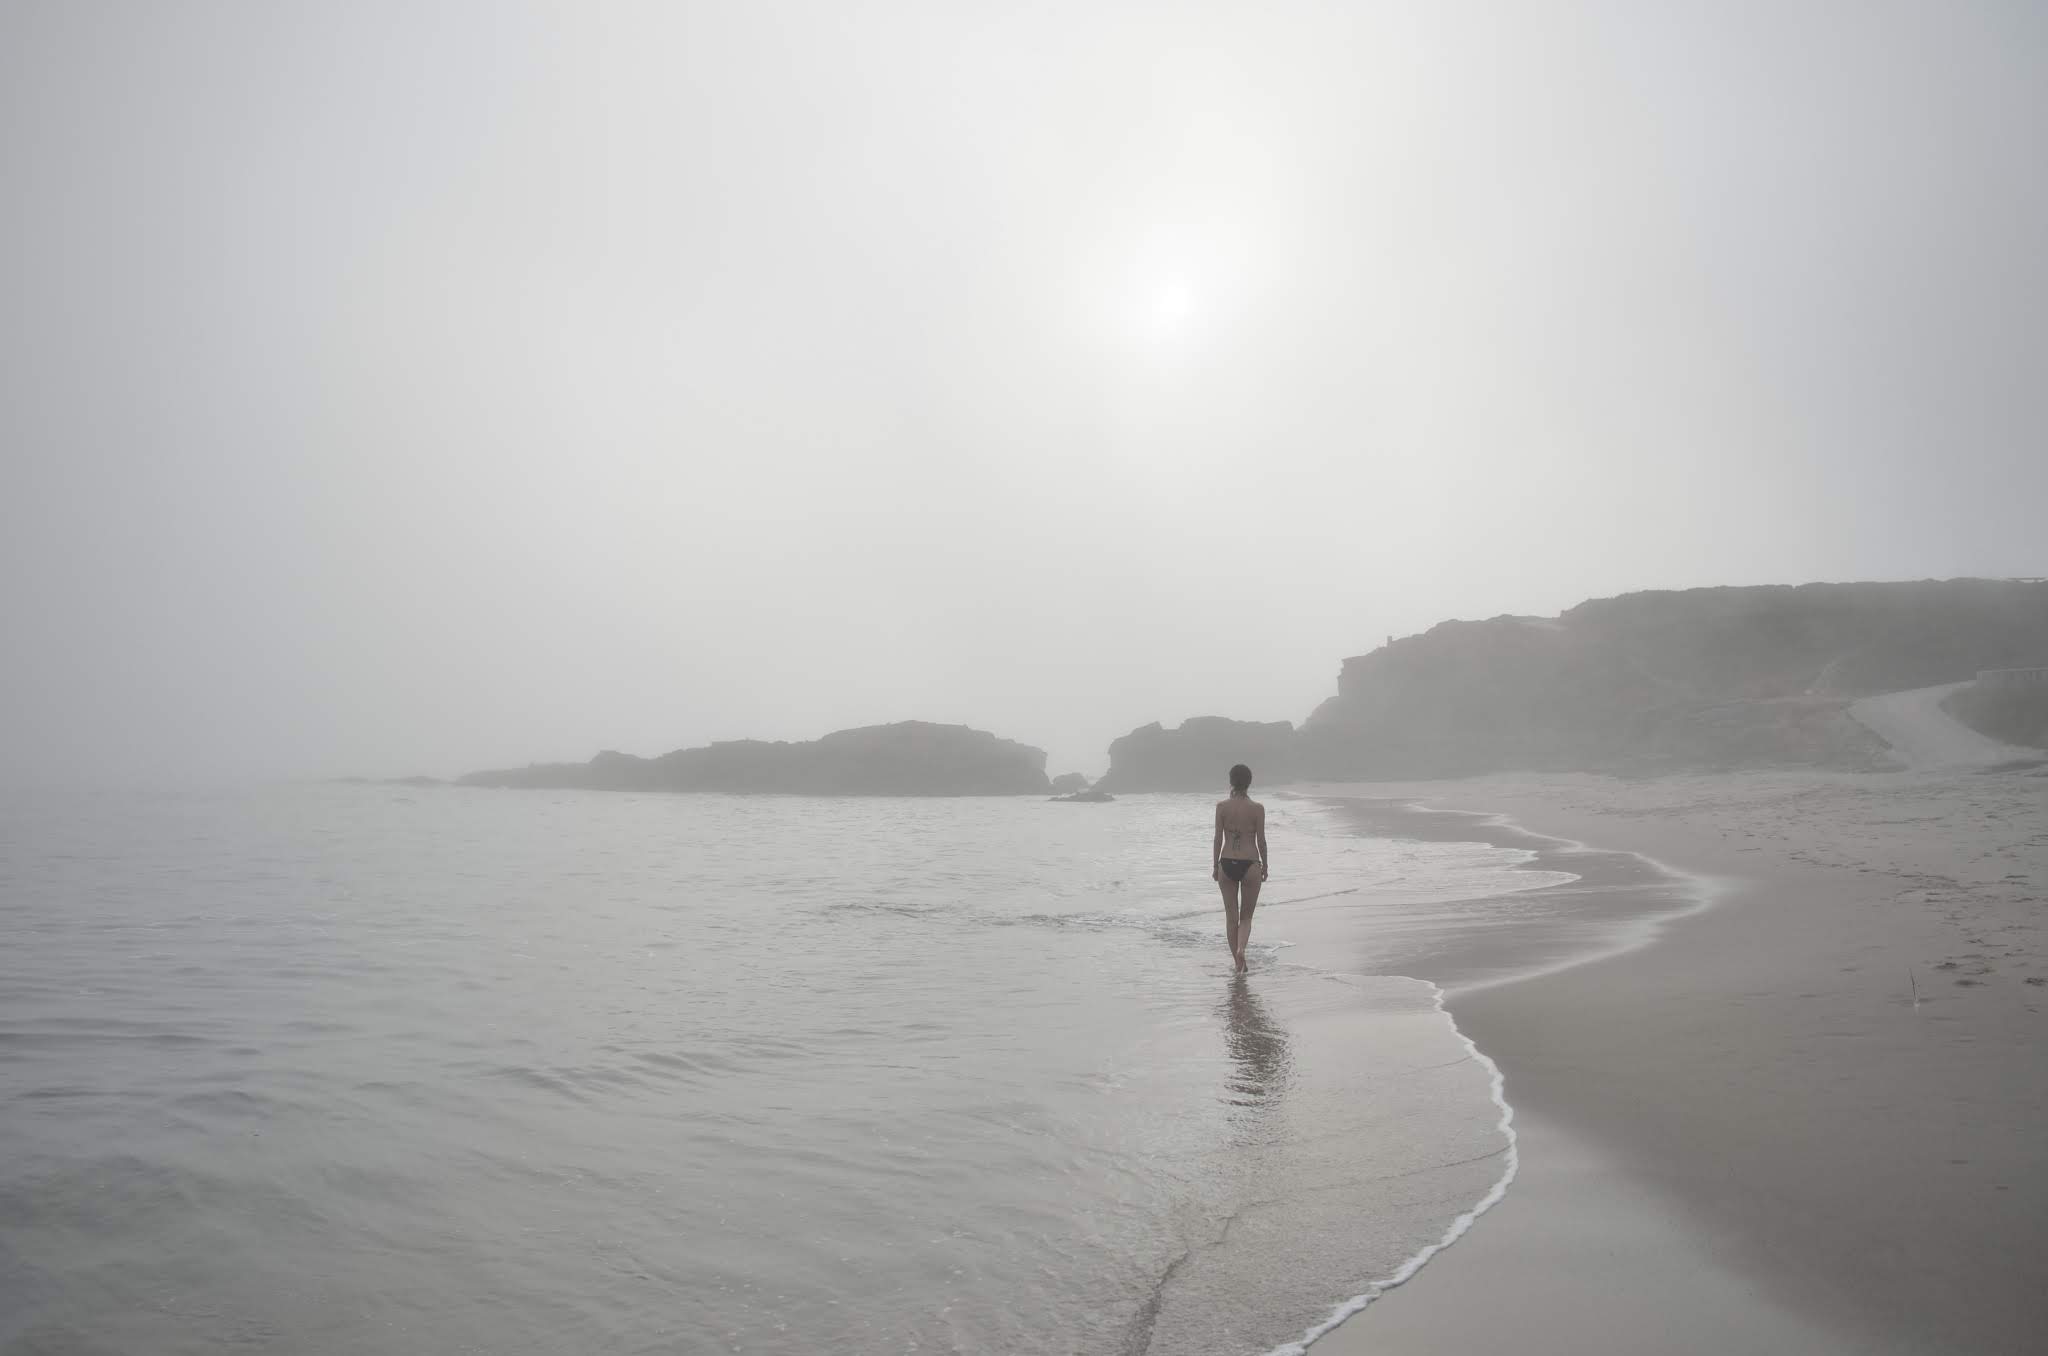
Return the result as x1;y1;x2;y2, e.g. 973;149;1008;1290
1218;873;1241;966
1237;866;1265;969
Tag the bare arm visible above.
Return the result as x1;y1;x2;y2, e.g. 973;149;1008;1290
1256;804;1270;878
1212;803;1224;879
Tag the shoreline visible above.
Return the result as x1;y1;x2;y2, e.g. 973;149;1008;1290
1260;977;1522;1356
1292;770;2047;1355
1307;796;1718;997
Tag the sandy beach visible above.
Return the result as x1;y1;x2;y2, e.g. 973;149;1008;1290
1301;765;2048;1355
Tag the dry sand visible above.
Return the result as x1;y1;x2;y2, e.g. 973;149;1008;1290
1295;766;2048;1355
1850;682;2044;771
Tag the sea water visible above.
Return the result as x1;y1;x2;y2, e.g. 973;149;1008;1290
1;786;1565;1354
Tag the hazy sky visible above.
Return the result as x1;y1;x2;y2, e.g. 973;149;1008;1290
4;1;2044;784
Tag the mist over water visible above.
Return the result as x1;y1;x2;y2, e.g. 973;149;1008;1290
7;7;2041;1351
6;2;2046;787
2;787;1546;1355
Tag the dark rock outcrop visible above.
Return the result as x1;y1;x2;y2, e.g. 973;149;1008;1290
1302;578;2048;777
1093;717;1299;793
1049;772;1091;794
461;721;1053;796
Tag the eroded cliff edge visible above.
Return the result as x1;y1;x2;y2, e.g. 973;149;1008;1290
1100;578;2048;788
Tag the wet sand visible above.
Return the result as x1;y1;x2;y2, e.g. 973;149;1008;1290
1303;769;2048;1355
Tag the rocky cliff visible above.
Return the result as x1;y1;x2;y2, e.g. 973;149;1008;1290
461;721;1053;796
1302;579;2048;776
1093;717;1299;793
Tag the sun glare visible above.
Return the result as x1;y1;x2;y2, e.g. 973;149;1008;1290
1095;225;1242;354
1140;277;1198;346
1155;279;1194;329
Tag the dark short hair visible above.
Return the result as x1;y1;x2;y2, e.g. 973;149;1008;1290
1228;763;1252;791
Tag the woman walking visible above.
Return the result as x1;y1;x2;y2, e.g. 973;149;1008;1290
1212;763;1268;973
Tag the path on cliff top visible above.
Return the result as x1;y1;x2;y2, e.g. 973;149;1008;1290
1847;682;2041;771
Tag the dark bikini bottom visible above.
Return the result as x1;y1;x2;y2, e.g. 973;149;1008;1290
1220;858;1258;882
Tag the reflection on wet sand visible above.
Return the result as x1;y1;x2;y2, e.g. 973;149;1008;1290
1219;976;1292;1135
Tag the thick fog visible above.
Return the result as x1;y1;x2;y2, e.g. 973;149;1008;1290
4;1;2044;785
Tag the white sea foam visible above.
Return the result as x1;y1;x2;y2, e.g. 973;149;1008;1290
1260;982;1517;1356
2;785;1707;1355
1257;800;1723;1353
1402;805;1730;997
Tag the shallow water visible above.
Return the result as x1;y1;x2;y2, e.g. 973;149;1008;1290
1;787;1558;1354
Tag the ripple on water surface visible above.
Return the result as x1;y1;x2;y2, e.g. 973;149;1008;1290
1;787;1531;1354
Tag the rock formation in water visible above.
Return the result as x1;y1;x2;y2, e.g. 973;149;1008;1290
1301;578;2048;777
1049;772;1091;794
461;721;1054;796
1092;717;1299;793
